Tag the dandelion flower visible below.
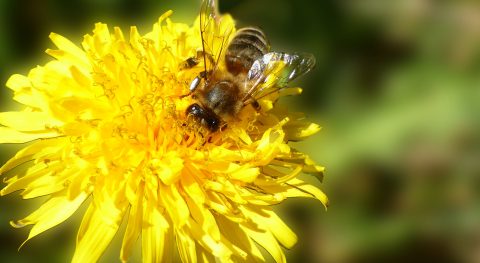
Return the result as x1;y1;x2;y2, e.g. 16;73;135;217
0;6;328;263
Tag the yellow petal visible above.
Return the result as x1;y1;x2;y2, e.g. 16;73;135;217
261;164;303;184
0;137;64;175
6;74;31;92
0;111;63;131
161;184;189;227
216;215;264;262
1;163;53;194
181;166;206;203
92;23;111;52
6;74;48;109
13;90;49;110
142;200;171;263
286;178;329;208
230;166;260;183
302;156;325;182
185;195;220;240
241;206;297;249
285;121;321;141
241;223;286;263
48;32;90;68
152;153;184;185
66;170;89;200
69;65;92;88
21;170;69;199
235;128;253;145
120;183;144;262
12;192;87;247
0;127;59;143
203;179;247;205
185;219;232;260
176;227;197;263
263;209;297;249
197;246;216;263
73;204;122;263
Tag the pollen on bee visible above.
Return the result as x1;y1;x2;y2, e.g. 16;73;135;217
181;125;212;148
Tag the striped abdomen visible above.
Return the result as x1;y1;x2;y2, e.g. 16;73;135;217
225;27;270;75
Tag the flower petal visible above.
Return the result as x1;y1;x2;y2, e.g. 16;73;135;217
182;177;221;241
262;209;297;249
185;219;232;260
0;111;63;131
47;32;90;69
0;138;64;175
176;227;197;263
142;199;171;263
286;178;329;208
230;166;260;183
161;184;190;227
6;74;48;110
73;204;122;263
11;192;87;247
197;246;216;263
284;121;321;141
120;183;144;262
216;215;265;262
0;127;59;144
241;223;286;263
6;165;46;186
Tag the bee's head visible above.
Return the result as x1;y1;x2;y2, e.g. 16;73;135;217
186;103;221;132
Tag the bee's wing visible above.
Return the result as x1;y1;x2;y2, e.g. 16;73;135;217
243;52;316;102
199;0;233;73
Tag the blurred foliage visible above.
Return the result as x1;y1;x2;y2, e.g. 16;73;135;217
1;0;480;262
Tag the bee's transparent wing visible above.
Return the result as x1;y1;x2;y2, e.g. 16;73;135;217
199;0;232;73
200;0;219;35
243;52;316;101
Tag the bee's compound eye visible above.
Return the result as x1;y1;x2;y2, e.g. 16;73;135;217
186;103;203;116
186;103;221;132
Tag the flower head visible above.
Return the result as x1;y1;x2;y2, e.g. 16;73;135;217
0;8;327;263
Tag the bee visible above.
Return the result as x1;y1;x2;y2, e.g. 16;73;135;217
185;0;316;132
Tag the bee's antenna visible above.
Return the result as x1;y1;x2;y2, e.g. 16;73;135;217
199;0;210;80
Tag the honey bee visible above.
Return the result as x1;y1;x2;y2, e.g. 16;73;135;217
185;0;316;132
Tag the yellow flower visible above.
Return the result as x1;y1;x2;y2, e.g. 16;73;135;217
0;9;327;263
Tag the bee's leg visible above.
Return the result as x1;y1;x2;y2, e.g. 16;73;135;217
252;100;261;111
179;80;196;99
189;75;202;92
180;70;213;99
181;57;200;69
244;98;262;111
180;50;215;69
189;70;212;92
180;52;201;70
179;50;215;98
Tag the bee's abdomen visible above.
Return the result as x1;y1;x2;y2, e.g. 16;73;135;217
226;27;270;75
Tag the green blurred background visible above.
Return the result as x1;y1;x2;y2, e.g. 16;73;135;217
1;0;480;262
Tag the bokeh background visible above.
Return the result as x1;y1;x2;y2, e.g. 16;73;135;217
1;0;480;262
